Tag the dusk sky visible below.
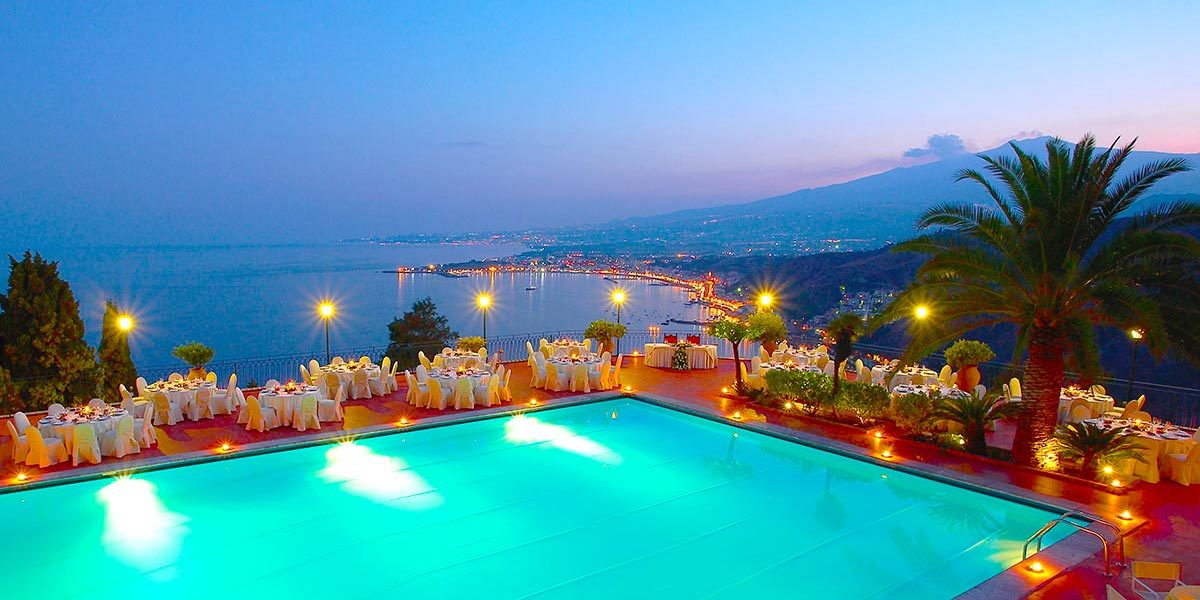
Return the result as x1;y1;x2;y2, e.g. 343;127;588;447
3;1;1198;246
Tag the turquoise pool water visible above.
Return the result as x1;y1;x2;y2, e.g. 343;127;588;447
1;399;1068;598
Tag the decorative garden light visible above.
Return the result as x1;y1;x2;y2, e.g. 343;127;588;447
1118;509;1133;521
477;294;491;342
1127;328;1144;401
1026;561;1045;574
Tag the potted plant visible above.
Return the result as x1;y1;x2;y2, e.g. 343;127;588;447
931;392;1021;455
172;342;215;380
456;336;486;353
749;311;788;355
584;320;627;355
943;339;995;392
825;312;865;397
1052;422;1145;481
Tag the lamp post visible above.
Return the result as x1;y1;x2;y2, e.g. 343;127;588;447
116;314;134;333
318;302;335;364
612;289;626;355
477;294;491;343
758;292;774;310
1127;328;1143;401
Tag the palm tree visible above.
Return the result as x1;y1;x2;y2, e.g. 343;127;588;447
878;135;1200;466
826;312;865;397
931;392;1021;455
1053;422;1145;481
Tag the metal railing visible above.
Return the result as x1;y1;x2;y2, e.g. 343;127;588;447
1023;511;1124;577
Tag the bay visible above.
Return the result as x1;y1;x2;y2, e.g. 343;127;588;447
3;242;713;367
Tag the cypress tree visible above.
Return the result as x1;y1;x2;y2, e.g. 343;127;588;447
98;300;138;401
0;251;100;411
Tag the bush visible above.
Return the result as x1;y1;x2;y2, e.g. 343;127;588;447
172;342;214;368
837;380;890;420
943;339;995;368
456;336;486;352
889;392;937;434
763;369;832;413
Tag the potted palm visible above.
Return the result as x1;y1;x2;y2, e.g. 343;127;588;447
584;320;627;355
172;342;215;380
1053;422;1146;481
749;311;788;355
931;392;1021;455
943;340;994;392
825;313;865;397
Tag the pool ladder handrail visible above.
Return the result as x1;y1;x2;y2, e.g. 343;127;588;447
1022;510;1125;577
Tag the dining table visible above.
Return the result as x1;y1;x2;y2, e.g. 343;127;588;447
1083;417;1197;484
891;384;969;399
320;363;382;392
146;379;217;414
258;384;322;425
761;362;822;375
1059;388;1115;421
434;350;487;371
544;340;588;359
873;365;939;387
642;343;718;369
427;368;491;403
771;348;827;366
38;406;128;453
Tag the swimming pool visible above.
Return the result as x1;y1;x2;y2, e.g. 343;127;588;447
1;398;1069;598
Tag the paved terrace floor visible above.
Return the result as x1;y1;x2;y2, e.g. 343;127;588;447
2;357;1196;599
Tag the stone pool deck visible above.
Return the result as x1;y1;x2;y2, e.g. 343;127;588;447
2;357;1196;598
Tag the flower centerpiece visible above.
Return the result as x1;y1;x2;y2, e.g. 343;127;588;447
671;341;691;371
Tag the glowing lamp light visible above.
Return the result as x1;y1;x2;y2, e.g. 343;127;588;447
1129;328;1144;341
116;314;134;332
730;411;743;421
14;472;30;483
783;401;793;410
914;305;930;320
758;293;774;308
476;294;491;308
1118;509;1133;521
720;386;731;394
873;431;884;440
611;290;626;304
398;417;410;426
1102;465;1114;475
881;450;894;459
217;442;233;454
528;399;539;407
1027;561;1045;574
1111;479;1123;488
318;302;335;319
622;385;633;393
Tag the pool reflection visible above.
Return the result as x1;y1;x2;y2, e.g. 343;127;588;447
97;477;188;572
504;414;622;464
319;442;443;509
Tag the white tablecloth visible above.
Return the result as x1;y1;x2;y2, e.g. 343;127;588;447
146;381;217;413
1059;392;1115;421
1082;418;1197;483
891;384;968;398
874;366;939;386
258;388;321;425
643;344;718;369
434;353;486;370
38;410;127;453
545;341;587;359
319;365;382;392
772;348;826;366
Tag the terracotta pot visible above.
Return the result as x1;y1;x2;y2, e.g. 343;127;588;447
955;365;981;392
761;341;778;355
187;366;208;380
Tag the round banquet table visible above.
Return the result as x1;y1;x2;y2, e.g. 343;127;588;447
1083;418;1197;483
891;384;969;399
38;409;128;453
761;362;822;375
258;386;322;425
434;352;486;370
771;348;826;366
428;369;490;404
642;344;718;369
545;341;587;359
874;366;939;386
320;364;382;389
146;381;216;414
1058;391;1114;421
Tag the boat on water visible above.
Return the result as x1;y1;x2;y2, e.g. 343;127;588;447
525;285;537;291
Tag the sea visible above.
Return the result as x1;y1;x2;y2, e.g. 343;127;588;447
2;242;717;368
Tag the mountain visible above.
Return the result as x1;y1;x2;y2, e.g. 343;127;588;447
584;136;1200;254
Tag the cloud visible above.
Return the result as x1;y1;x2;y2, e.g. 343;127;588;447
903;134;967;158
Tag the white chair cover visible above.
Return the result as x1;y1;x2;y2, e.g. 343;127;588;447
72;423;102;466
101;414;141;458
